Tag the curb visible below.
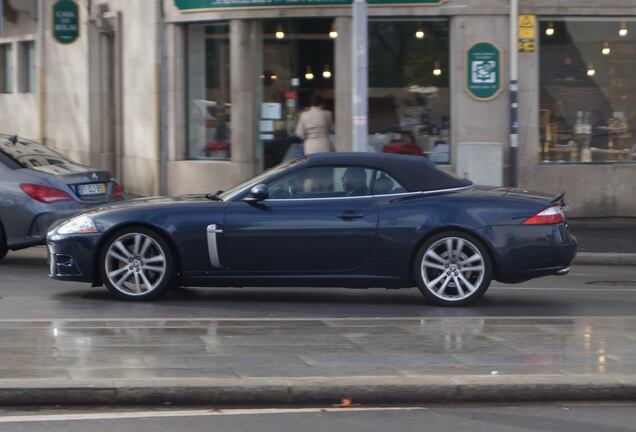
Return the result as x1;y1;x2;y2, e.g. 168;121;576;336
574;252;636;266
1;376;635;406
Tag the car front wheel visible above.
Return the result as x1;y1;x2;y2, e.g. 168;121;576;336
414;231;493;306
99;227;175;301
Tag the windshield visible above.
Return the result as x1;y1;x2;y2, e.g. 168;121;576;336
0;135;74;169
218;157;307;201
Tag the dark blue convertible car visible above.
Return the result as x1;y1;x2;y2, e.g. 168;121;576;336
47;153;576;306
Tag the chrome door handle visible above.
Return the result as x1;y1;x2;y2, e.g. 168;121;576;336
337;212;364;219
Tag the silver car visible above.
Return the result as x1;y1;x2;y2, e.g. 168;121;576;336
0;134;122;262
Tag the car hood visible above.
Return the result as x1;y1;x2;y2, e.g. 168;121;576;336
77;194;221;217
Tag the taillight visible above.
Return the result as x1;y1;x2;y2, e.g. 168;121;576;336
522;205;566;225
20;183;73;204
112;182;123;199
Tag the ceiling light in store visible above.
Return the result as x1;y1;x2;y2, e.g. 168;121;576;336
433;62;442;76
275;25;285;39
602;42;611;55
322;65;332;79
586;63;596;77
545;22;555;36
619;22;628;37
271;74;278;80
329;23;338;39
305;66;314;80
415;28;425;39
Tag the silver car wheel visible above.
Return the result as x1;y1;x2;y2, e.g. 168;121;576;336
420;236;485;302
104;233;167;296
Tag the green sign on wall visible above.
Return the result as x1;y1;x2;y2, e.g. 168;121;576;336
175;0;444;9
52;0;79;44
466;42;501;101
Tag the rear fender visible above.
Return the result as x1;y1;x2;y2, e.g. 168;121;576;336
408;225;500;285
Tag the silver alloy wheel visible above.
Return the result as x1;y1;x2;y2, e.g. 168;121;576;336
420;236;485;302
104;233;167;296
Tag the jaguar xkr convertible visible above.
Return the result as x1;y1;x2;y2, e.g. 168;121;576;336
47;153;577;306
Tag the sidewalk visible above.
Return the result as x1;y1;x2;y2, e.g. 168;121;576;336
1;316;635;406
569;219;636;265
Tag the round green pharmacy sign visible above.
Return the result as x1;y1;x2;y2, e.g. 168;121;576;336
53;0;79;44
466;42;502;101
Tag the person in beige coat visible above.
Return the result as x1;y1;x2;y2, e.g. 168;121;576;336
295;95;334;154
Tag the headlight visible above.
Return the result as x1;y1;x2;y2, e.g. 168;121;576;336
57;216;98;234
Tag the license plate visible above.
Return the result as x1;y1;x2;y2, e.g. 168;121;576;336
77;183;106;196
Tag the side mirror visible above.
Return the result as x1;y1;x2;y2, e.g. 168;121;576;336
245;184;269;202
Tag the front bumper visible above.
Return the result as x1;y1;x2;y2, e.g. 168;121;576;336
47;232;102;283
478;223;577;283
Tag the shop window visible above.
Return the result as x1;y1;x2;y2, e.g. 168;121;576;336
260;19;335;170
18;41;36;93
186;23;231;160
540;19;636;163
0;43;13;93
368;19;450;163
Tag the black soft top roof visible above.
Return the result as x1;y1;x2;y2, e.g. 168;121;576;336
305;152;472;192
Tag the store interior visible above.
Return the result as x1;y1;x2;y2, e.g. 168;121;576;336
540;19;636;163
187;17;452;170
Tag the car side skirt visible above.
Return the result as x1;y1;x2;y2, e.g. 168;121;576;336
181;274;408;289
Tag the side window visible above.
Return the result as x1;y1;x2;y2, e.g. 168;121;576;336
268;166;374;199
371;170;407;195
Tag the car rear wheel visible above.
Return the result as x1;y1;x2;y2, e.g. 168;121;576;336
99;227;174;301
0;224;7;262
414;231;492;306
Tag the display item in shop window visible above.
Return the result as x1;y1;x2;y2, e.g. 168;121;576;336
382;132;423;156
205;116;231;158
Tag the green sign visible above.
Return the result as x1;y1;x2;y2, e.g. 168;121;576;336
52;0;79;44
466;42;501;101
175;0;444;9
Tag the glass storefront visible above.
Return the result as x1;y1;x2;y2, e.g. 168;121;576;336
540;19;636;163
368;18;450;163
260;19;335;169
186;23;231;160
185;18;451;167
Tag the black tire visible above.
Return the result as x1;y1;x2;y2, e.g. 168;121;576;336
414;231;493;306
0;223;7;262
98;226;175;301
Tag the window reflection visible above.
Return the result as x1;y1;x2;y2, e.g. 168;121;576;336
540;19;636;163
187;23;231;160
368;19;450;163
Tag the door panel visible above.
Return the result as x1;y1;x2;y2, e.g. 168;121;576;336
223;197;378;272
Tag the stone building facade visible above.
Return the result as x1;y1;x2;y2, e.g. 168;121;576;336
1;0;635;216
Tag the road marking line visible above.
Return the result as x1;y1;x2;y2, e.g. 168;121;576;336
0;315;635;323
0;407;428;423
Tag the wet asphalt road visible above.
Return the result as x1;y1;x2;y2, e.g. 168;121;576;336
1;247;635;320
1;404;636;432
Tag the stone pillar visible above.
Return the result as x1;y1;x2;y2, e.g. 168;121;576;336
166;22;186;163
334;16;352;152
230;19;259;178
450;15;509;172
517;38;540;187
